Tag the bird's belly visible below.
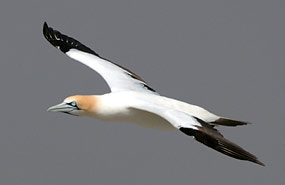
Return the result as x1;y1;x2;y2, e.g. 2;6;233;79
92;107;175;131
127;109;175;130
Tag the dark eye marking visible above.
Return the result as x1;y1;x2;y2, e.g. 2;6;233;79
67;101;80;110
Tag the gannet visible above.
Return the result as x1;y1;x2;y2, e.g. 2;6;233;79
43;22;264;166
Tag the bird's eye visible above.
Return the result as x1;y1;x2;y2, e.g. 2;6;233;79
70;101;77;107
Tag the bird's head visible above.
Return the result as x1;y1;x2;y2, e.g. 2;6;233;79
47;95;98;116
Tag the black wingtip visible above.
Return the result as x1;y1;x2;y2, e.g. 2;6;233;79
255;159;265;166
180;126;265;166
180;117;265;166
42;22;99;56
43;22;48;39
43;22;48;29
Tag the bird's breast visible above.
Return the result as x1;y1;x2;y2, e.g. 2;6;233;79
85;93;175;130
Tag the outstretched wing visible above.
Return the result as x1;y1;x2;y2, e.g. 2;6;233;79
43;22;157;94
130;101;264;166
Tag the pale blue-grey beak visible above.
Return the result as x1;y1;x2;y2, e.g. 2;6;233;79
47;102;76;113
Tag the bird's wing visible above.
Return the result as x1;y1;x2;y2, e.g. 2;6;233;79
129;101;264;166
43;22;157;94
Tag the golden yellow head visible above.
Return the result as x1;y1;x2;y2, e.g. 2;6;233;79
48;95;98;116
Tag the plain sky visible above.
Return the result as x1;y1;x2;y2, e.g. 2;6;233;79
0;0;284;184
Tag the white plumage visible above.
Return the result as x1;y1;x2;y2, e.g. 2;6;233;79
43;22;264;166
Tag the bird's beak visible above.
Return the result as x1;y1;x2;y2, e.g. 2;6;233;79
47;102;75;113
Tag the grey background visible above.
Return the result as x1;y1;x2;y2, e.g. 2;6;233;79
0;0;284;184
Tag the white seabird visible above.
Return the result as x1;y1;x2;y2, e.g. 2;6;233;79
43;22;264;166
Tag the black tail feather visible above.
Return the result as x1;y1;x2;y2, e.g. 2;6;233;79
210;117;250;127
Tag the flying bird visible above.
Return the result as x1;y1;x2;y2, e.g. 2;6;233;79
43;22;264;166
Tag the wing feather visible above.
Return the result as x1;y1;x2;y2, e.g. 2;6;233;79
43;22;157;94
130;101;264;166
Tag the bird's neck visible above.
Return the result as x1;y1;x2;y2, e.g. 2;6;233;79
81;93;132;121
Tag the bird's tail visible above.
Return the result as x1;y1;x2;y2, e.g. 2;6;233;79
210;117;250;127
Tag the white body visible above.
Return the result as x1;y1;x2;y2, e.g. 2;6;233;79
92;92;219;130
43;22;264;165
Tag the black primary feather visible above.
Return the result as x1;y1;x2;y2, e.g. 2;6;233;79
43;22;98;55
180;117;264;166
